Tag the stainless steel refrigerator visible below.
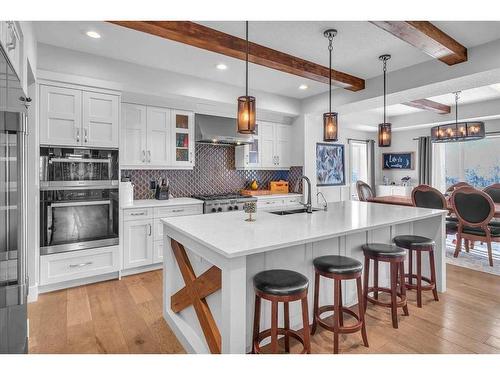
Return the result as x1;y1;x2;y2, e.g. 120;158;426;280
0;46;28;353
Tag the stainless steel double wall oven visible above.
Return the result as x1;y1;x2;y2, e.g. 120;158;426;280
39;147;119;255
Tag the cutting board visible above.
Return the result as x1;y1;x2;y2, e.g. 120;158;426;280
240;189;271;196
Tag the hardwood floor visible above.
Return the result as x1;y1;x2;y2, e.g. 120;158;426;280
28;264;500;354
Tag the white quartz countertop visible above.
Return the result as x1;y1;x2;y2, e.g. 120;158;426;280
121;198;203;209
161;200;446;259
255;193;302;200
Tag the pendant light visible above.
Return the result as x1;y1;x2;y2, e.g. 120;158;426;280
323;29;338;142
237;21;256;134
431;91;485;143
378;54;391;147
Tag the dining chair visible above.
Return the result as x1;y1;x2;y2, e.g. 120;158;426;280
451;187;499;267
356;181;374;202
484;183;500;229
445;182;471;196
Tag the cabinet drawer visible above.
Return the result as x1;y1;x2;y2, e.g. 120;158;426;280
257;199;284;209
123;208;153;221
285;196;302;205
153;204;202;218
40;246;119;285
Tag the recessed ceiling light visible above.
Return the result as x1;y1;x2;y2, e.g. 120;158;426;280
299;84;308;90
216;63;228;70
86;31;101;39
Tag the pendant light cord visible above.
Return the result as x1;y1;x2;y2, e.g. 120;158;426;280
328;34;333;113
245;21;249;97
383;59;387;124
455;91;460;125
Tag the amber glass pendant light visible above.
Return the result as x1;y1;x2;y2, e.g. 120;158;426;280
237;21;256;134
378;54;392;147
323;29;338;142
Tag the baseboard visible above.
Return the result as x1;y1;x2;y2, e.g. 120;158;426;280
120;263;162;277
38;272;119;294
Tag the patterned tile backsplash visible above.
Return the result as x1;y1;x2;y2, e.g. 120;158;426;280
122;143;303;199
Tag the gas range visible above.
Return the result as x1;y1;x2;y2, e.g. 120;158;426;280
192;193;257;214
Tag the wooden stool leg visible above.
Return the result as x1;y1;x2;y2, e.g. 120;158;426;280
390;262;398;328
356;276;369;347
408;249;413;286
487;240;494;267
301;296;311;354
270;300;279;353
363;257;370;314
454;233;462;257
284;302;290;353
333;279;341;354
338;282;344;327
251;295;261;354
311;272;320;335
416;250;422;308
400;262;409;316
373;259;379;299
429;249;439;301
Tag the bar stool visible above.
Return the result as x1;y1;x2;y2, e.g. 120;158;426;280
362;244;409;329
252;269;311;354
311;255;368;354
393;235;439;308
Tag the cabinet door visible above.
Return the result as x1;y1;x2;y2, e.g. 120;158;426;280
260;121;276;169
153;241;164;264
275;124;291;169
171;110;194;168
146;106;171;166
82;91;119;148
39;85;82;146
235;125;260;170
121;103;147;166
123;219;153;269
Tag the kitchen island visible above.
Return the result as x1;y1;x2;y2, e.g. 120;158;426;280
161;201;446;354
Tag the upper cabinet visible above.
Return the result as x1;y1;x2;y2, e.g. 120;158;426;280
121;103;194;169
39;84;120;148
236;121;291;170
0;21;21;81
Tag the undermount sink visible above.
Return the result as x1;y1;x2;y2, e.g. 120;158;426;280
269;208;320;215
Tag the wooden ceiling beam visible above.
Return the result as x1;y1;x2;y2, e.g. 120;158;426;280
108;21;365;91
403;98;451;114
370;21;467;65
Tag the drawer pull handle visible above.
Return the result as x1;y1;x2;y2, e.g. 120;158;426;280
172;209;185;213
69;261;93;268
149;223;152;236
130;212;145;216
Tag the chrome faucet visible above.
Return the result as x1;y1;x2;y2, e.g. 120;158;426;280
317;192;328;211
300;175;313;213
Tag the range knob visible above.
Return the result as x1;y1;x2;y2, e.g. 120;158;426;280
234;205;239;210
228;206;233;211
211;208;217;213
217;207;223;212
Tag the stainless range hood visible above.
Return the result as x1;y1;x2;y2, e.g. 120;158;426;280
195;114;254;145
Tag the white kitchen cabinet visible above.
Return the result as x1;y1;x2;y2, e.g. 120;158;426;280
376;185;413;197
147;106;171;166
1;21;21;80
121;103;147;166
235;124;261;170
39;85;82;146
40;84;120;148
256;194;303;211
171;110;195;168
120;104;194;169
122;219;154;269
82;91;119;148
259;121;292;170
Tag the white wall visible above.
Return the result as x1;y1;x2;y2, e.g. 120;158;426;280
302;114;376;203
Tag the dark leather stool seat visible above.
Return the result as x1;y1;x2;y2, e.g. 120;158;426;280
252;269;311;354
393;235;435;249
313;255;362;274
361;243;406;258
253;269;308;296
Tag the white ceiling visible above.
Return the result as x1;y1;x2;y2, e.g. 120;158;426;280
33;21;500;100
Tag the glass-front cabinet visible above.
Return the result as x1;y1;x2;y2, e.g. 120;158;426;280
235;124;260;169
171;110;194;167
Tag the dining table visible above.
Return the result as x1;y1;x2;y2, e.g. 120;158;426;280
367;195;500;218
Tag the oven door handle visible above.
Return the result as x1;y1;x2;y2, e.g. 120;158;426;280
50;200;112;208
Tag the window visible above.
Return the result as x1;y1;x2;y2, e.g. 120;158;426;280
349;140;368;200
438;136;500;189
